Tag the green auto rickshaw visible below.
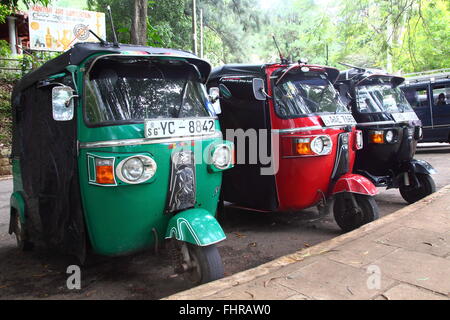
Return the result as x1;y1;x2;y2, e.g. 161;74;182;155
8;42;233;285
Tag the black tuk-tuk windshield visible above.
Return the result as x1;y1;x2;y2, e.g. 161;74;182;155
85;58;211;125
355;84;413;113
274;73;348;118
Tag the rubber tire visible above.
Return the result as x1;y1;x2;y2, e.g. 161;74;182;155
186;244;224;285
400;173;436;204
13;213;33;251
333;193;379;233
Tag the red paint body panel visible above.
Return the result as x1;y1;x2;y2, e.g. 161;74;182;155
332;173;379;196
263;64;370;211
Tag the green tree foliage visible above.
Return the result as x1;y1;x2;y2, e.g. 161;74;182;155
1;0;51;23
334;0;449;72
254;0;338;66
5;0;449;72
87;0;261;65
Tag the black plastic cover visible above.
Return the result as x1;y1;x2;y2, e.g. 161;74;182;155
208;65;278;211
11;74;86;262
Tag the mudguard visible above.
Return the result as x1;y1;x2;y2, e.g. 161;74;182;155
408;159;436;175
9;192;26;234
165;208;226;246
332;173;378;196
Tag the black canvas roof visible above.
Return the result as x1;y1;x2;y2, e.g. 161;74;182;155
210;63;340;83
14;42;211;93
210;64;267;82
337;68;405;87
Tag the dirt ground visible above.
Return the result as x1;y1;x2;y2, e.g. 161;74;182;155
0;143;449;300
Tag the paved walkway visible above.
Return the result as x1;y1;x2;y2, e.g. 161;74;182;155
165;185;450;300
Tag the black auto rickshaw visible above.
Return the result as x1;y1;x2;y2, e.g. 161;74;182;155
335;66;436;203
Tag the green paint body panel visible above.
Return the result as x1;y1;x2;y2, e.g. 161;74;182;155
78;134;225;255
10;191;26;224
165;208;226;246
10;159;25;225
75;54;227;256
10;53;230;257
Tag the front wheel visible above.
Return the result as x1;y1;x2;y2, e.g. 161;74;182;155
182;243;224;285
399;173;436;204
333;193;379;232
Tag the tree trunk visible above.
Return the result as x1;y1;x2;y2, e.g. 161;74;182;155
130;0;148;45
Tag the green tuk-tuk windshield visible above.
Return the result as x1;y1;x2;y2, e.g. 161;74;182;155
274;73;348;118
84;57;211;125
355;84;413;114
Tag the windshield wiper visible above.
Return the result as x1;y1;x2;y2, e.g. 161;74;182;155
176;80;190;118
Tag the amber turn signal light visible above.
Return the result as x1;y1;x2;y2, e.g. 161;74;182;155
95;158;115;184
294;138;315;156
369;131;384;144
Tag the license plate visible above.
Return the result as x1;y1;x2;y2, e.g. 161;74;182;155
391;112;419;123
321;114;357;127
144;118;216;139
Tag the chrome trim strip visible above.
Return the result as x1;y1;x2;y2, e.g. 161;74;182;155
273;124;356;134
80;131;222;149
356;121;396;127
272;126;323;133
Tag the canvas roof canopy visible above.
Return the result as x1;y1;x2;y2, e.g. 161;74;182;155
14;42;211;94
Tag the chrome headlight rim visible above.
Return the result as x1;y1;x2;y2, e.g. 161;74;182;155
311;135;333;156
116;155;157;184
211;144;232;170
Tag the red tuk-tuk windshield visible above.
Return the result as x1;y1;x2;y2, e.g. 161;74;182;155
274;72;348;118
355;84;413;114
84;57;211;125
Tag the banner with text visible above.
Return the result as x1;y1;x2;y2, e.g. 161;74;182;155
28;5;106;51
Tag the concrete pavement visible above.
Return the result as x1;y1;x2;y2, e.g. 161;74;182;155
165;185;450;300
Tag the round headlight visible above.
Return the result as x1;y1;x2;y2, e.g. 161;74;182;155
212;144;232;170
311;136;324;154
385;130;394;143
117;155;157;184
122;157;144;181
311;135;332;155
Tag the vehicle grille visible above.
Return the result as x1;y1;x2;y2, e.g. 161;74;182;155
166;151;196;213
331;132;350;180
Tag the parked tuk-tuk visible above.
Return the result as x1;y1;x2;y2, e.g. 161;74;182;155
8;42;233;284
335;66;436;204
400;69;450;143
208;61;379;232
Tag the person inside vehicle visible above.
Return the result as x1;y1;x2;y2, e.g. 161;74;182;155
436;93;446;106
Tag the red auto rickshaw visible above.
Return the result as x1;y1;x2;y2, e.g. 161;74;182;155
208;61;379;231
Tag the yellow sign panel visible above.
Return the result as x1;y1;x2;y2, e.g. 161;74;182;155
29;5;106;51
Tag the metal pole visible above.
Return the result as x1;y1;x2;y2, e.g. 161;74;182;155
192;0;198;55
7;16;18;56
200;9;204;58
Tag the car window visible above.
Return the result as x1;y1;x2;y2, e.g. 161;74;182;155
403;87;429;109
432;84;450;106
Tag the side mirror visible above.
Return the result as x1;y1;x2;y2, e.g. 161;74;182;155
209;87;220;103
253;78;268;101
208;87;222;115
52;86;77;121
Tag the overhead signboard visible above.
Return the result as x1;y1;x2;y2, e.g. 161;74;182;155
28;5;106;51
